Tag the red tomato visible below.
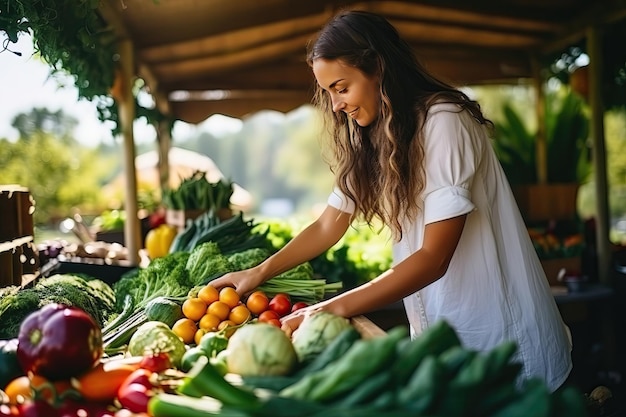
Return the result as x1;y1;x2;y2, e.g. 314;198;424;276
291;301;308;312
266;319;282;328
269;295;292;317
258;310;281;323
139;352;171;373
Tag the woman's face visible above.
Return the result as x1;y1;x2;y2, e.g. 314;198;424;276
312;58;380;127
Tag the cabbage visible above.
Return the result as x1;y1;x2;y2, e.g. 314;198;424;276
226;322;297;376
127;321;186;368
291;312;353;363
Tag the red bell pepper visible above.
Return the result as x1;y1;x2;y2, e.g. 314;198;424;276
117;368;159;414
16;303;103;381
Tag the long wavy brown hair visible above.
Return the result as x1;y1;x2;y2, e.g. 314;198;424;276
307;10;493;240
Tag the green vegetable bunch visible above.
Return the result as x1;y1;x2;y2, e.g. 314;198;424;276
112;251;191;313
157;321;586;417
162;171;234;212
0;274;116;338
186;242;235;285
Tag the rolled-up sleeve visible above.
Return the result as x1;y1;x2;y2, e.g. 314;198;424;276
422;104;479;225
424;186;474;224
327;187;356;214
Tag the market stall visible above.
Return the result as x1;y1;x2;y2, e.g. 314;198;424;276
0;204;612;417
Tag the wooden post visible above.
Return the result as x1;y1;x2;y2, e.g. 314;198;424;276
114;40;141;265
586;26;611;286
532;56;548;185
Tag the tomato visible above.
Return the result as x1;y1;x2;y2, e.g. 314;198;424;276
291;301;308;312
258;310;280;323
269;294;292;317
139;352;171;373
246;291;269;316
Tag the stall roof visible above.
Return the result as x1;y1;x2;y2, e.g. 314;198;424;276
99;0;626;123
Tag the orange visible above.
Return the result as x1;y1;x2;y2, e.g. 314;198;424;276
194;328;207;345
172;317;198;344
229;304;251;325
219;287;240;308
198;285;219;305
182;297;208;322
218;320;237;338
207;301;231;321
246;291;269;316
198;313;221;331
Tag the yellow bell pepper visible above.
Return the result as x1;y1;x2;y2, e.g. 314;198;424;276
145;224;177;259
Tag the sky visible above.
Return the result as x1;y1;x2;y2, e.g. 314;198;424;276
0;34;244;147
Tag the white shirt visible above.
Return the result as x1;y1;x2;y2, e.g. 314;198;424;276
327;102;572;392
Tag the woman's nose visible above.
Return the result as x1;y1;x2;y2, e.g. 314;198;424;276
331;96;345;113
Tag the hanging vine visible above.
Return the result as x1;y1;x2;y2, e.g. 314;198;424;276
1;0;118;100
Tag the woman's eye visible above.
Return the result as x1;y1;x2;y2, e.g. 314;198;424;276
337;88;347;94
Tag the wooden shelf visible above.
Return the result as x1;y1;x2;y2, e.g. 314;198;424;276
0;236;34;254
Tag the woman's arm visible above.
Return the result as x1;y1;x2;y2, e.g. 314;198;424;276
211;205;352;295
283;214;467;330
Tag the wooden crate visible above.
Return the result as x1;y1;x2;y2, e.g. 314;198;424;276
351;315;386;339
1;186;36;287
541;257;582;286
513;183;579;222
165;209;206;231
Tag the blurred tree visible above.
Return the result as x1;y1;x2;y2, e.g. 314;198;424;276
11;107;78;141
0;130;115;225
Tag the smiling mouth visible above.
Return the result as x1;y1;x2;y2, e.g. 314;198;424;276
347;108;359;117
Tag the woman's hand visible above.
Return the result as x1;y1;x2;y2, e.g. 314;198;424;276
210;267;265;297
280;301;327;336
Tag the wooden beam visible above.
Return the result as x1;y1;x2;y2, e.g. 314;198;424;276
151;34;312;81
361;1;559;33
393;20;546;48
140;12;331;63
541;0;626;54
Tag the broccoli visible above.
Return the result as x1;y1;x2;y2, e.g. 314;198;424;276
35;274;116;323
185;242;235;286
0;274;117;338
113;251;192;314
0;288;40;339
227;247;271;271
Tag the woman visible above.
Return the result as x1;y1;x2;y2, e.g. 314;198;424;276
212;10;572;391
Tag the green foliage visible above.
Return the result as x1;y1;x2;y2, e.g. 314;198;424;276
262;218;392;288
492;87;591;185
0;274;116;338
0;131;114;223
0;0;117;101
227;247;272;271
185;241;235;285
113;251;192;313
